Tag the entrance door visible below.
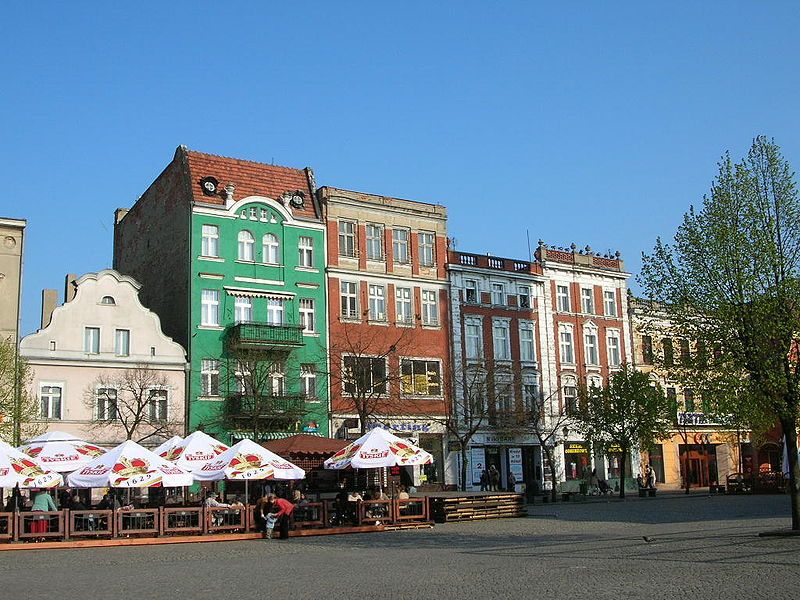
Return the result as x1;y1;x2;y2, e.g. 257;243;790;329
679;445;718;487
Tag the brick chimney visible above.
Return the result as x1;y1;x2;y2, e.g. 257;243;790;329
41;289;58;329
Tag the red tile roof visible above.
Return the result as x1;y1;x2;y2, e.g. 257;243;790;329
182;147;320;220
261;434;348;457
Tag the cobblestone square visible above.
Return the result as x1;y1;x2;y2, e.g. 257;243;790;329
3;493;799;599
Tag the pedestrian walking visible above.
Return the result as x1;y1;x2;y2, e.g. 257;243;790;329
480;468;489;491
507;471;517;492
488;465;500;492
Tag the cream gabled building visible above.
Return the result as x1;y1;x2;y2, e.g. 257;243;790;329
20;269;188;447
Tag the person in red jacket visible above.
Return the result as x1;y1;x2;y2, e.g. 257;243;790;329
268;494;295;540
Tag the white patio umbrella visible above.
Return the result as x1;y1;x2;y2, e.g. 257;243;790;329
18;430;108;473
192;439;305;504
153;435;184;461
324;427;433;470
193;439;306;481
67;440;193;488
168;431;229;472
0;440;63;488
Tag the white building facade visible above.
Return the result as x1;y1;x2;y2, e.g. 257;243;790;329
20;269;188;448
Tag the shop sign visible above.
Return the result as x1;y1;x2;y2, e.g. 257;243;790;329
470;447;486;485
473;433;537;445
367;420;433;433
508;447;524;489
677;412;721;426
564;442;589;455
607;444;623;454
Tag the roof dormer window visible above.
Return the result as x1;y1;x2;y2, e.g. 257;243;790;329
100;296;116;305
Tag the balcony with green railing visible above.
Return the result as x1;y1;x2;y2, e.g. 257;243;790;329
224;393;306;424
226;321;305;351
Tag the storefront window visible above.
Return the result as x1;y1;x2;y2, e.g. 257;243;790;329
648;444;665;484
605;444;632;479
418;434;442;484
564;442;590;480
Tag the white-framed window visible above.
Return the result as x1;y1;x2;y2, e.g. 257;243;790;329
556;284;571;312
238;230;255;261
368;284;386;321
493;320;511;361
148;389;168;422
523;378;540;412
84;327;100;354
519;321;536;362
100;296;115;305
418;231;435;266
563;379;578;414
343;356;387;395
201;290;220;326
262;233;280;264
340;281;359;319
96;387;118;421
421;289;438;326
392;228;410;263
201;359;220;396
299;298;315;333
607;331;621;367
366;223;384;260
301;364;317;399
559;327;575;364
496;383;513;414
465;321;482;359
339;220;357;257
581;287;594;314
269;363;285;396
115;329;130;356
518;285;531;309
201;224;219;257
298;236;314;268
401;359;443;396
395;287;413;325
40;384;62;420
584;327;599;365
267;298;284;325
604;289;617;317
464;279;478;304
235;297;253;322
491;282;505;305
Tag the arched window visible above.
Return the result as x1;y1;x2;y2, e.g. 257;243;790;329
263;233;280;264
100;296;116;305
238;230;254;261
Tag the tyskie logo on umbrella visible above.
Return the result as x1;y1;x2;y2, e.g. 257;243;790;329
112;456;160;486
388;440;429;464
75;444;105;457
10;457;60;487
20;445;43;457
162;445;184;461
229;452;273;479
359;446;390;461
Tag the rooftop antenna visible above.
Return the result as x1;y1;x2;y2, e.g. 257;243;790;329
526;229;532;260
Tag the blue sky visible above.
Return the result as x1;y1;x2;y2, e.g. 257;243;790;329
3;3;799;335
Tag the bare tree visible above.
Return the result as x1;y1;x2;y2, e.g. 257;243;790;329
407;360;494;491
84;364;182;444
0;339;44;445
326;323;419;435
218;355;307;441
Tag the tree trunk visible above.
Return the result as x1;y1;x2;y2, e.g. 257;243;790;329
779;415;800;530
683;447;691;495
460;445;468;492
540;444;558;503
619;446;627;499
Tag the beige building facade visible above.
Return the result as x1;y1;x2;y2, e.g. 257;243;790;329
0;217;26;344
19;269;188;448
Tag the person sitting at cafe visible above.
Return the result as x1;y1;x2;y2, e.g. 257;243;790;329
204;492;230;526
347;490;363;502
396;486;410;501
69;492;87;511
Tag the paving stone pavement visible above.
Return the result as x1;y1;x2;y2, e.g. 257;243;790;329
3;493;799;599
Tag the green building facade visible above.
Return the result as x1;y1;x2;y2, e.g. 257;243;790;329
114;147;329;444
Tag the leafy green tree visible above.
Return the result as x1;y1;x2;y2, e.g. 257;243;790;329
574;365;675;499
0;339;44;445
640;136;800;527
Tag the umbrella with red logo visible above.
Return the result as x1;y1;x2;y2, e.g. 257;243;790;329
18;431;108;473
324;427;433;470
0;440;63;488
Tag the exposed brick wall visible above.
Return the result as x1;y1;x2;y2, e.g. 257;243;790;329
113;148;192;348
